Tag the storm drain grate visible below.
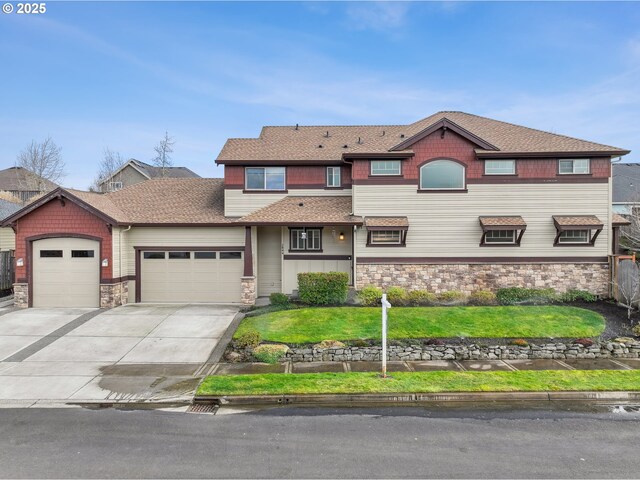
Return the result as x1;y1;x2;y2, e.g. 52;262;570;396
187;403;219;415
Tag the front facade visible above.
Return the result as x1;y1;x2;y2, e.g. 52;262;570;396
2;111;631;308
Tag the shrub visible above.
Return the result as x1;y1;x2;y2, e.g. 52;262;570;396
235;329;262;349
437;290;467;305
358;285;383;306
468;290;497;306
253;344;289;364
558;289;598;303
496;287;557;305
510;338;529;347
632;324;640;337
425;338;445;346
315;340;346;349
407;289;437;306
297;271;349;305
269;292;290;306
386;286;409;306
350;339;369;348
573;338;594;347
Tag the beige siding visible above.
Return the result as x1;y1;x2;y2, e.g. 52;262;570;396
225;188;352;216
353;183;610;258
0;227;15;251
100;165;148;192
257;226;282;296
283;226;352;256
283;259;351;294
121;226;245;276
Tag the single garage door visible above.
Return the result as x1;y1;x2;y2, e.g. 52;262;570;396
140;250;243;303
32;237;100;308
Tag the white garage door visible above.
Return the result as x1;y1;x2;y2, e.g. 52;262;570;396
33;237;100;308
140;250;243;303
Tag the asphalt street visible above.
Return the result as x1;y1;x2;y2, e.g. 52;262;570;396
1;404;639;478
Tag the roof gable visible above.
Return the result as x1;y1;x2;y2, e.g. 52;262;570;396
390;118;498;152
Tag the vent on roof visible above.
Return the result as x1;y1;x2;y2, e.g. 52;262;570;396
400;134;405;138
343;145;348;149
318;145;323;148
381;130;385;136
357;137;362;144
298;202;304;207
295;124;299;131
324;131;330;138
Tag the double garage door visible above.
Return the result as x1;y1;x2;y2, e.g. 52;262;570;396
140;249;244;303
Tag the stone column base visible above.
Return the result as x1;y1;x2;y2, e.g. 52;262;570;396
241;276;256;305
100;281;129;308
13;283;28;308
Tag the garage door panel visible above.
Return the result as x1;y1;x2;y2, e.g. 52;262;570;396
140;250;242;303
33;238;100;308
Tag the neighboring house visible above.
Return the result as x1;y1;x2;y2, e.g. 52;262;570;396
0;199;21;252
612;163;640;215
98;159;200;192
1;111;631;308
0;166;57;202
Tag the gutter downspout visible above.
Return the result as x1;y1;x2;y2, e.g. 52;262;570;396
119;225;132;304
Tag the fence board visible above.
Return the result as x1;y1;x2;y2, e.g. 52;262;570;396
0;251;14;292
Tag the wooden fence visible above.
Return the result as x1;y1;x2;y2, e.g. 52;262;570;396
0;251;14;293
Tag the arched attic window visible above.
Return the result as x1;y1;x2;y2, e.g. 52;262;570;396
419;159;465;190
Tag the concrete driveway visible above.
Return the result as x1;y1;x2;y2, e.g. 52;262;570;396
0;304;239;405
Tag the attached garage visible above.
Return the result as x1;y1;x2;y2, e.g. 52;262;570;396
32;237;100;308
140;249;243;303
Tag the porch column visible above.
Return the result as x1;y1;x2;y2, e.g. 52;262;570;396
244;226;253;276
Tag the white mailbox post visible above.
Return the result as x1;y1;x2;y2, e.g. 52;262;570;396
381;293;392;378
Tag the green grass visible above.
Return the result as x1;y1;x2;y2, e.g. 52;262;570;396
198;370;640;396
234;306;605;343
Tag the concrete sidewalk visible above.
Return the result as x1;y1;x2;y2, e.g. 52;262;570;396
212;357;640;375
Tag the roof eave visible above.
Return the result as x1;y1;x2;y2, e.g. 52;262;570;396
475;150;631;158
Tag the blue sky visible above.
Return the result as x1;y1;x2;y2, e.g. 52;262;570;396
1;1;639;188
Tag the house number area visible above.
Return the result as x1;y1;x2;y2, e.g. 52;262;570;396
2;3;47;14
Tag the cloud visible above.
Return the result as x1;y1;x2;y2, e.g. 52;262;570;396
345;1;411;31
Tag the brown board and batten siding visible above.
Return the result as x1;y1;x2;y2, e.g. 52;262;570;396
353;182;611;260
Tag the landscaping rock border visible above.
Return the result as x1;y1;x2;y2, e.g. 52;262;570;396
232;340;640;362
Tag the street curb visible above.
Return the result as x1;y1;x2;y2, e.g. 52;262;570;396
195;391;640;406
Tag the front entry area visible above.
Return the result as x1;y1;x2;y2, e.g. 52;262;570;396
32;237;100;308
139;249;244;303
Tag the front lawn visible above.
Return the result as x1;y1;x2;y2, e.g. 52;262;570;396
198;370;640;396
234;306;605;343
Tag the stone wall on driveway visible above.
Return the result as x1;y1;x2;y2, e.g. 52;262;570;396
356;262;610;296
282;340;640;362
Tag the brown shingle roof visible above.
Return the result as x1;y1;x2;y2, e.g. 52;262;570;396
238;196;362;225
613;213;631;226
479;216;527;229
364;217;409;228
0;167;57;191
553;215;604;229
216;111;629;163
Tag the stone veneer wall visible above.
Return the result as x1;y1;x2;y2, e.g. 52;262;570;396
100;281;129;308
241;276;256;305
356;263;610;296
13;283;27;308
282;341;640;362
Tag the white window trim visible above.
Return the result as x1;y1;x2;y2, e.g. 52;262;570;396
108;181;123;191
326;166;341;187
370;160;402;176
484;159;516;176
290;227;322;251
370;230;403;245
484;230;517;244
419;160;466;190
244;167;287;191
558;230;590;244
558;159;590;175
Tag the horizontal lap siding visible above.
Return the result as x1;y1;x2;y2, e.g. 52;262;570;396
224;189;352;217
0;227;15;251
353;183;610;258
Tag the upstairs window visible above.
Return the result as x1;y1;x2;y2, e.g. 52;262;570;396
290;228;322;251
420;160;465;190
485;160;515;175
559;159;590;174
371;160;401;176
326;167;341;187
108;181;123;191
245;167;286;191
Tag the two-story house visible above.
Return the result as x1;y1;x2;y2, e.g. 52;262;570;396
2;112;630;308
98;159;200;192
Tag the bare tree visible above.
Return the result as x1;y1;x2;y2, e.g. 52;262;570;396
613;259;640;321
16;137;65;191
620;202;640;252
90;148;126;192
152;131;175;177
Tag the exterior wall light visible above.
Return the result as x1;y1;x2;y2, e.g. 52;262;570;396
16;258;24;267
339;232;345;241
102;258;109;267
